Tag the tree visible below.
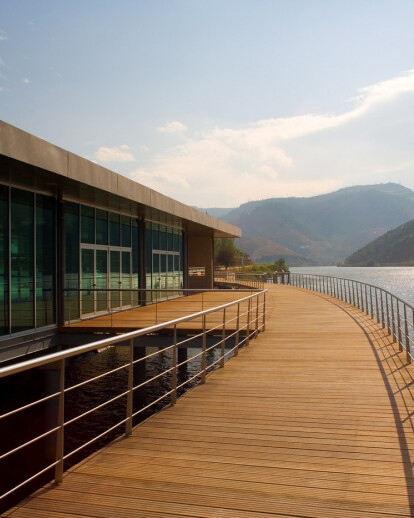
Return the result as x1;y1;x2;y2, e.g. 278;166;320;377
214;238;249;269
273;258;289;272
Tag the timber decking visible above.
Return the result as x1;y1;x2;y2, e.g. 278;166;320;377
6;285;414;517
62;291;257;333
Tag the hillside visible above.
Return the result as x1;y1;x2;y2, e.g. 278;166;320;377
215;183;414;265
344;219;414;266
237;236;315;266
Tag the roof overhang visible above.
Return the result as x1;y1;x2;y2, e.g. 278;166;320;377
0;120;241;238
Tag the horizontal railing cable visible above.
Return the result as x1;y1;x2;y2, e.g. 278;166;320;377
0;289;267;507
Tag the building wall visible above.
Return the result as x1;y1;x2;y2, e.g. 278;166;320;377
187;235;214;289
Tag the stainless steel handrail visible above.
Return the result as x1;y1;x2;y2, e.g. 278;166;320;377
0;289;267;507
289;273;413;363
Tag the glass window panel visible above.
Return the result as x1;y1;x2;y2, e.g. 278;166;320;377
173;230;179;252
159;226;167;250
167;228;173;251
121;251;131;306
152;226;159;250
96;209;108;245
64;202;79;320
96;249;108;312
36;194;56;327
132;219;139;304
110;250;120;308
0;185;9;335
109;213;120;246
167;254;174;289
81;205;95;244
11;188;34;332
121;215;131;247
81;249;94;314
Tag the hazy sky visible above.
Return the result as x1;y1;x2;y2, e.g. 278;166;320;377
1;0;414;207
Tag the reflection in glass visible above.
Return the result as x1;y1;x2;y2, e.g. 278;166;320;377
11;189;34;332
0;186;8;335
121;216;131;247
121;251;131;306
109;213;120;247
81;206;95;244
64;202;79;320
96;209;108;245
96;250;108;312
110;251;120;308
81;249;94;314
36;194;55;327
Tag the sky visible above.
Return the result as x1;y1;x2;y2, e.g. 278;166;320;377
1;0;414;208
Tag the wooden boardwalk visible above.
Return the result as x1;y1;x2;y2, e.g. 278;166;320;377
6;284;414;517
62;291;256;333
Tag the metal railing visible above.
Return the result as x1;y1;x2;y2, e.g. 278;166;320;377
214;272;265;290
64;287;262;323
0;289;266;508
289;273;413;363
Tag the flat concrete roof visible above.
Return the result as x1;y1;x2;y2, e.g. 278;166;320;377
0;120;241;238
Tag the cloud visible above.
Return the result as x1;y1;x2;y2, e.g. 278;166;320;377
23;78;31;84
157;121;188;134
130;70;414;207
94;144;135;163
0;30;7;41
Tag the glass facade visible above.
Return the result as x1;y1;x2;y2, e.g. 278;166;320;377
145;222;183;301
0;184;185;337
64;202;141;319
0;186;56;337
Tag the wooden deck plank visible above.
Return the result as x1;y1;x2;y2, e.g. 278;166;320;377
6;285;414;517
62;291;257;333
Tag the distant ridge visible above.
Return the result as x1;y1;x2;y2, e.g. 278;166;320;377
201;183;414;265
345;218;414;266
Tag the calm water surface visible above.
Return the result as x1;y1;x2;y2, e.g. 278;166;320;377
291;266;414;307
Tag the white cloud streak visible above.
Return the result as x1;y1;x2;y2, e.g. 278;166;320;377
157;121;188;134
130;70;414;207
94;144;135;163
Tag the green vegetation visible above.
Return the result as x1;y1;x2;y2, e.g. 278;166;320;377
214;238;250;269
243;258;290;275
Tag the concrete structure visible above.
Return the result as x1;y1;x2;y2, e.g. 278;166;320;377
0;120;240;362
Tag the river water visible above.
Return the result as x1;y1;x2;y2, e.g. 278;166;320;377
291;266;414;307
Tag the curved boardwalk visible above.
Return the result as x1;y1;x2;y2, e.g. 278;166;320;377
5;285;414;517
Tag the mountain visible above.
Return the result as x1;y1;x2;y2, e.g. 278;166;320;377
193;207;235;219
344;219;414;266
237;236;316;266
216;183;414;265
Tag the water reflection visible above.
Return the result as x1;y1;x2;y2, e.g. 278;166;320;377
0;336;233;512
292;266;414;306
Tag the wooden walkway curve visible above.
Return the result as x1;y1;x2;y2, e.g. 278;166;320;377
6;284;414;517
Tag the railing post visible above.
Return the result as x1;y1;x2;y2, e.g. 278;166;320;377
397;301;403;351
201;314;206;383
262;292;266;332
126;338;133;436
171;325;177;404
404;305;411;364
235;302;240;356
391;297;396;342
55;358;65;484
370;286;374;319
381;291;385;328
246;298;251;345
375;288;379;323
386;293;391;334
352;281;356;307
220;308;226;368
255;295;259;337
